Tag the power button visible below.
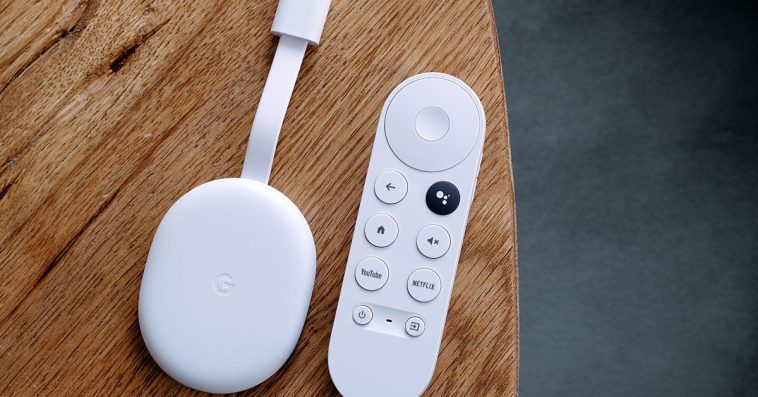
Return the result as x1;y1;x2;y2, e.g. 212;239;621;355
352;305;373;325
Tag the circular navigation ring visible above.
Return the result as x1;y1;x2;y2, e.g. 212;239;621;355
384;77;481;171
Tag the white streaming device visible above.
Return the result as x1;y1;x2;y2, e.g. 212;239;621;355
138;0;331;393
328;73;486;396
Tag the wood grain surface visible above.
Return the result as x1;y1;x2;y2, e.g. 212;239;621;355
0;0;518;395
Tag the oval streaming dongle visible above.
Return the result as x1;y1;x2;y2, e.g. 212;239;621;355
139;178;316;393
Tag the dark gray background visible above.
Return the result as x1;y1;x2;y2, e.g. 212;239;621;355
491;1;758;395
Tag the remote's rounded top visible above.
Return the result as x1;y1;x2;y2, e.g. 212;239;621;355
384;74;483;171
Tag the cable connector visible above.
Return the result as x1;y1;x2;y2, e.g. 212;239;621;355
272;0;331;45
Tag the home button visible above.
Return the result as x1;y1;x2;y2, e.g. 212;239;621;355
364;213;399;247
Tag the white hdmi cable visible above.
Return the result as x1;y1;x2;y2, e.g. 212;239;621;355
241;0;332;183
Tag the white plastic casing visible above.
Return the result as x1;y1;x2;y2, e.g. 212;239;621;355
272;0;332;45
328;73;486;396
139;178;316;394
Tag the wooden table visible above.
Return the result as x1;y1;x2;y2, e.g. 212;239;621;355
0;0;518;395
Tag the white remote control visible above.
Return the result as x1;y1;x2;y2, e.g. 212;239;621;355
328;73;486;396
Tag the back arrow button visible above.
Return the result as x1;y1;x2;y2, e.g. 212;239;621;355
374;170;408;204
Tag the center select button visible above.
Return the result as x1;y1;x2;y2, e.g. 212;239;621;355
415;107;450;141
365;213;399;247
355;257;389;291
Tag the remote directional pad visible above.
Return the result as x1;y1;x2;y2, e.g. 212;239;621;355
384;76;481;171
